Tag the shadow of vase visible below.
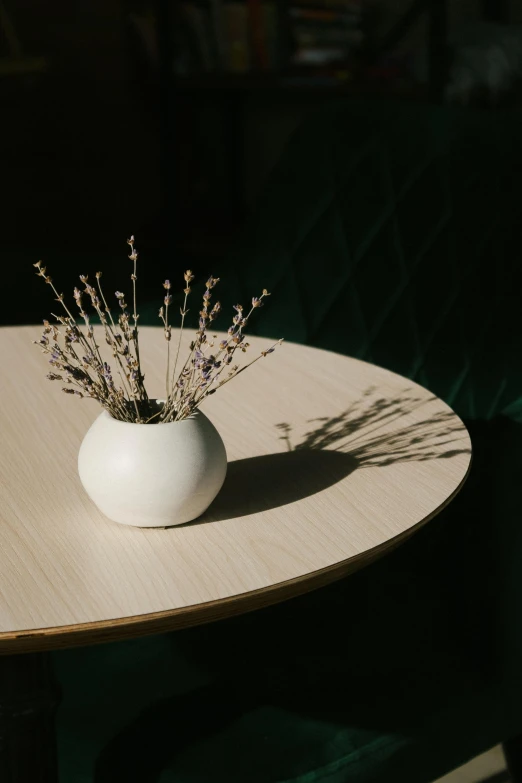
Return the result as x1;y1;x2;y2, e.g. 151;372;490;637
195;449;358;524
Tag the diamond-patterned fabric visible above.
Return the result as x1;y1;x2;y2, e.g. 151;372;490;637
223;100;522;421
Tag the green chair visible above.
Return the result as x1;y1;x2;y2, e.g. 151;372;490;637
55;99;522;783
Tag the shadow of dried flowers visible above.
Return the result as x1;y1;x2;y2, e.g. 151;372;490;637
276;384;470;466
198;385;470;524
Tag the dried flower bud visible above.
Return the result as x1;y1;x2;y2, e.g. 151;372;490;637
127;235;135;246
164;294;172;306
115;291;124;299
261;338;283;357
96;271;102;279
163;280;171;290
252;297;263;308
262;289;270;296
183;287;191;295
184;270;195;283
159;306;164;319
79;275;88;284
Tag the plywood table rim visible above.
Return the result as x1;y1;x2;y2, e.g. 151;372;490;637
0;463;471;655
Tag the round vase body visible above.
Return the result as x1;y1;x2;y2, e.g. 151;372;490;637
78;409;227;527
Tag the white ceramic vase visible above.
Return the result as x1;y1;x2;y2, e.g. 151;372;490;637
78;407;227;527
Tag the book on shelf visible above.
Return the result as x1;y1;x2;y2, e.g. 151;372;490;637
223;2;251;72
247;1;280;71
248;0;269;69
262;3;280;71
209;0;226;68
288;0;364;67
181;2;216;71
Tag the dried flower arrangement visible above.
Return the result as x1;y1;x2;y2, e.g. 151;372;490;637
33;236;282;424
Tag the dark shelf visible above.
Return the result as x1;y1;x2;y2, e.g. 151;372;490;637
173;72;425;97
173;73;347;91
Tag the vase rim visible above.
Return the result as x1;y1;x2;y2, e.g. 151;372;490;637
103;400;199;426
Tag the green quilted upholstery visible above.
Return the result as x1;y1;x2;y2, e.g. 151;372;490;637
54;100;522;782
225;101;522;421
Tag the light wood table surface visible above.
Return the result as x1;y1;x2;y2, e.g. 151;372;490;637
0;325;471;654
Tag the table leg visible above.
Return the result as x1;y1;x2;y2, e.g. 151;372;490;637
0;652;60;783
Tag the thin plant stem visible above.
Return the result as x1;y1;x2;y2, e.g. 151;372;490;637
85;291;141;422
94;274;138;411
127;236;148;410
170;290;189;400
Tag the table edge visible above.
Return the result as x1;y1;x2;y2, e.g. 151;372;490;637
0;451;471;654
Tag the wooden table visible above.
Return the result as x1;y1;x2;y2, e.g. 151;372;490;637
0;326;471;781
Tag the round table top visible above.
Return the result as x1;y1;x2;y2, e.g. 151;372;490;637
0;326;471;653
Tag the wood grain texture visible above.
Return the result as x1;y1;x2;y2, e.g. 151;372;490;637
0;326;471;653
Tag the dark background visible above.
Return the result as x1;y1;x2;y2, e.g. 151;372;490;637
1;0;520;326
